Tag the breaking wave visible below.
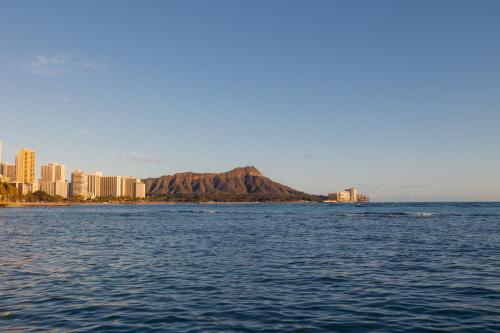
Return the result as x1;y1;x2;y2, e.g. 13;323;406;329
342;212;437;218
175;209;218;214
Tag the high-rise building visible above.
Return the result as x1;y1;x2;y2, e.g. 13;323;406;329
41;163;66;182
121;176;146;198
121;177;136;197
346;188;358;202
39;163;68;198
71;169;89;197
0;162;16;181
15;148;36;184
88;171;102;198
100;176;122;197
134;182;146;199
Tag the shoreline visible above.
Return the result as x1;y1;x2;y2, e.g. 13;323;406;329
0;202;72;208
1;201;321;208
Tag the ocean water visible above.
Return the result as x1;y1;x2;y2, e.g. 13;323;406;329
1;202;500;332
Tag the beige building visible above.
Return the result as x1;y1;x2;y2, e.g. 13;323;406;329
88;171;102;198
330;191;351;202
121;176;146;198
15;148;36;184
100;176;122;197
39;181;68;198
39;163;68;198
346;188;357;202
71;169;89;197
10;181;40;195
31;182;40;193
69;170;146;199
41;163;66;182
135;182;146;199
328;188;359;202
0;162;16;182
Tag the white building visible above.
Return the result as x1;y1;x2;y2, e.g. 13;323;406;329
100;176;122;198
88;171;102;198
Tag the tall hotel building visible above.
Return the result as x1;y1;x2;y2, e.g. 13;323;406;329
15;148;36;183
88;171;102;198
71;169;89;197
121;177;146;198
41;163;66;182
100;176;122;197
39;163;68;198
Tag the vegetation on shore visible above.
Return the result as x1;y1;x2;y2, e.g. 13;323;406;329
0;182;69;203
0;182;20;202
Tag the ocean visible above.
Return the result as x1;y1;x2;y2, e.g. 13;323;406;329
1;203;499;332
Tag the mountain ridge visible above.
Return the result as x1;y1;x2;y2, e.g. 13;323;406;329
143;166;305;197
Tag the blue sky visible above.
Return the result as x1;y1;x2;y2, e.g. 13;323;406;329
0;0;499;201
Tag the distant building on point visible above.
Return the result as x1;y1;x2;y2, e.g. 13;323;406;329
327;187;368;203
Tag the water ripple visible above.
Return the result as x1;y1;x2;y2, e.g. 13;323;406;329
1;203;500;332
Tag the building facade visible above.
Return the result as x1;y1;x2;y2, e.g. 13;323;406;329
15;148;36;184
346;188;357;202
100;176;122;197
88;171;102;198
134;182;146;199
68;170;145;199
329;191;351;202
39;181;68;198
328;188;360;202
10;182;40;196
71;169;89;197
0;162;16;182
39;163;68;198
121;176;146;198
41;163;66;182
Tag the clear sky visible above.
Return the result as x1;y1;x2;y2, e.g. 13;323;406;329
0;0;499;201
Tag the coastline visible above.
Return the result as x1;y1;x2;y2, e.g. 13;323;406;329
0;202;72;208
0;200;320;208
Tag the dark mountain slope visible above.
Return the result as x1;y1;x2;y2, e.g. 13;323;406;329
143;166;304;196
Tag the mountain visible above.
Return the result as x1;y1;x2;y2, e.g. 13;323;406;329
143;166;313;201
